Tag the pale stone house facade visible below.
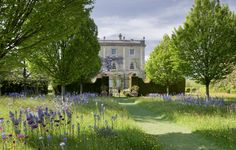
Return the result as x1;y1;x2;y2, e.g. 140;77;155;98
97;34;145;89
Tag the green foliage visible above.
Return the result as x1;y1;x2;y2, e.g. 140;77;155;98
145;35;183;94
65;77;109;94
136;97;236;149
0;97;160;149
173;0;236;97
30;17;101;90
131;77;185;96
130;85;139;97
212;68;236;93
131;85;140;92
1;79;48;95
0;0;93;60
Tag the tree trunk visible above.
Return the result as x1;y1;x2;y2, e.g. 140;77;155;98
80;83;83;95
205;82;210;101
166;86;169;96
61;85;65;101
23;67;27;95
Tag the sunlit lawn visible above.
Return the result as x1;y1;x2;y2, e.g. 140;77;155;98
134;97;236;150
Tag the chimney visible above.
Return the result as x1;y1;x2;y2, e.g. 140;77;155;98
119;33;122;40
103;36;106;40
123;36;125;40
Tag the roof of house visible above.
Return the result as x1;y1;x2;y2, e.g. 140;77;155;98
99;39;146;47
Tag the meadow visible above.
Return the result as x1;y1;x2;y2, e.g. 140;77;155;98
0;95;160;150
1;94;236;150
131;96;236;150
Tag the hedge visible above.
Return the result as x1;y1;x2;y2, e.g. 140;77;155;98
131;77;185;96
0;79;48;95
54;77;109;95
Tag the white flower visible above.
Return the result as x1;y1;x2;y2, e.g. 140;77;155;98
60;142;65;147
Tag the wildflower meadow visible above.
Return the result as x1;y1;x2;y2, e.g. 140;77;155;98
0;94;160;150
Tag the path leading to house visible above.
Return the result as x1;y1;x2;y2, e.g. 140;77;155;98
119;99;223;150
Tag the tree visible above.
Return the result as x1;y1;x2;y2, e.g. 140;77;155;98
173;0;236;99
30;17;101;98
145;35;183;95
212;67;236;93
0;0;93;60
0;52;23;95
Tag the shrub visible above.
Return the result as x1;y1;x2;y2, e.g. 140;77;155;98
101;85;108;96
191;88;197;93
131;85;139;97
186;88;191;93
131;77;185;96
123;89;132;97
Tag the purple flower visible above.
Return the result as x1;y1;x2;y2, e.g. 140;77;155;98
1;132;7;140
63;137;67;143
17;134;25;139
0;118;4;123
47;135;52;141
31;124;38;129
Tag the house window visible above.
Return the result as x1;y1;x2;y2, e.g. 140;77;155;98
130;62;135;70
111;48;116;55
130;49;134;55
112;62;116;70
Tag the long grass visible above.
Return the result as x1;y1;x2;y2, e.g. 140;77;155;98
135;97;236;150
0;96;160;150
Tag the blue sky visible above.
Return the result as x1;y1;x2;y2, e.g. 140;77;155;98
91;0;236;60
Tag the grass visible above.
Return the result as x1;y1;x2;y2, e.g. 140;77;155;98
130;97;236;150
0;96;160;150
186;79;236;99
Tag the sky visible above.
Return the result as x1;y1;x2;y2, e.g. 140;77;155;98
91;0;236;60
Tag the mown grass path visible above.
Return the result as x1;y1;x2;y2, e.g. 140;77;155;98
119;99;224;150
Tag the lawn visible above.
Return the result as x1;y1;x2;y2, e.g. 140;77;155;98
0;96;160;150
130;97;236;150
1;95;235;150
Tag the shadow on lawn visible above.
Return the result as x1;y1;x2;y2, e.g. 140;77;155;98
156;132;230;150
157;129;236;150
120;98;236;150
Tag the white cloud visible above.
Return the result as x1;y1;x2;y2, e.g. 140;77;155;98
96;16;180;41
92;0;236;59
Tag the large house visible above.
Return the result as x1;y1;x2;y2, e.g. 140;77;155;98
97;34;145;89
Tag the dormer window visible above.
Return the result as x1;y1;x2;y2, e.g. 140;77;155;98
130;49;135;55
130;62;135;70
111;48;116;55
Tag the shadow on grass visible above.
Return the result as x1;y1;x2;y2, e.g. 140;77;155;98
157;129;236;150
224;98;236;105
194;129;236;150
120;98;236;150
156;132;229;150
114;97;136;104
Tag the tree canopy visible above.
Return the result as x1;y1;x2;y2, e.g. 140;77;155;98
173;0;236;98
0;0;93;60
30;17;101;97
145;35;183;95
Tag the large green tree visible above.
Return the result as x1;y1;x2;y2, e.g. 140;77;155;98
30;18;101;98
145;35;183;95
173;0;236;99
0;0;92;60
